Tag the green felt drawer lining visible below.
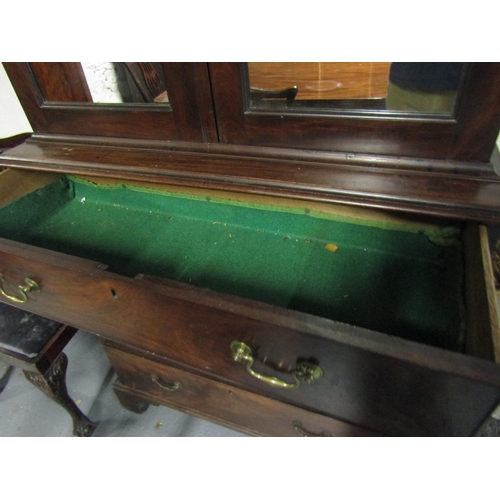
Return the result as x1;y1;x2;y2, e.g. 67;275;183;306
0;176;465;351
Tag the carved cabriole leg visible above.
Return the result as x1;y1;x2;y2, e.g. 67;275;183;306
23;353;97;437
113;384;150;414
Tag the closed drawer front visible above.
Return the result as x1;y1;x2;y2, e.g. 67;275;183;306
106;346;378;437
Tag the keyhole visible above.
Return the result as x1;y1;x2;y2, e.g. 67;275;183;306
110;288;119;299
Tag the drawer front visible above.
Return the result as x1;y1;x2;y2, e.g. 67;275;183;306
105;346;378;437
2;238;500;436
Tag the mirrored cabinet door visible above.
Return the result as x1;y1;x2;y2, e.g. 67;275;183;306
3;62;217;142
5;62;500;162
209;62;500;161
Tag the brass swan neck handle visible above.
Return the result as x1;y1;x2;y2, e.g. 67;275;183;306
0;274;40;304
230;341;323;389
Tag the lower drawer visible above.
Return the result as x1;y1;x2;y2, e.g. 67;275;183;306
105;346;378;437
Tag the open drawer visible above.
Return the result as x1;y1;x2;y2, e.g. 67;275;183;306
0;168;499;436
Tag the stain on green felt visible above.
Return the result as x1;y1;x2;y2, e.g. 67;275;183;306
0;176;465;351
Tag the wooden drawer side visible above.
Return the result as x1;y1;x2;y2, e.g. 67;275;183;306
463;224;500;362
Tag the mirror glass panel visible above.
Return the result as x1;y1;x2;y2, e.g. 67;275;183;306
32;62;170;106
248;62;465;115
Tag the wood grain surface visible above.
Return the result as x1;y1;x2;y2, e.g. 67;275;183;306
106;346;380;437
3;138;500;223
248;62;391;100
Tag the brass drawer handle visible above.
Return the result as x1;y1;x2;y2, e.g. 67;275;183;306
150;374;182;392
0;274;40;304
292;421;331;437
230;340;323;389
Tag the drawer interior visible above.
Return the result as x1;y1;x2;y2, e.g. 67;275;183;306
0;172;466;351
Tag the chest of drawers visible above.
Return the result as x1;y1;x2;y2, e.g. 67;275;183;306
0;168;499;436
2;62;500;435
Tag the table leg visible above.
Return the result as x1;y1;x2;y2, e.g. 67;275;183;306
24;353;97;437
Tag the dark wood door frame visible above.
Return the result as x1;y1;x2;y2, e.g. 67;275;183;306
3;62;218;143
209;62;500;162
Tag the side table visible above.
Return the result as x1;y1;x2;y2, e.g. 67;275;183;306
0;301;96;437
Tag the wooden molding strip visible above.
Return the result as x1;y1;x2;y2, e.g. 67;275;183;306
2;136;500;223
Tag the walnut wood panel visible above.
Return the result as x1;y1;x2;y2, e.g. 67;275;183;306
3;138;500;223
210;63;500;162
163;63;218;143
451;63;500;160
0;237;499;435
30;63;92;102
105;346;379;436
2;63;217;142
248;62;391;100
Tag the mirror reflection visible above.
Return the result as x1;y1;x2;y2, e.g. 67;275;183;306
81;63;169;104
33;62;170;105
248;62;465;114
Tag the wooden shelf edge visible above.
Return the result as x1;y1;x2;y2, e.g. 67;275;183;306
2;135;500;223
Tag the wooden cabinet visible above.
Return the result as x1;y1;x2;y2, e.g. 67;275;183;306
1;62;500;436
3;63;217;142
6;62;500;160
